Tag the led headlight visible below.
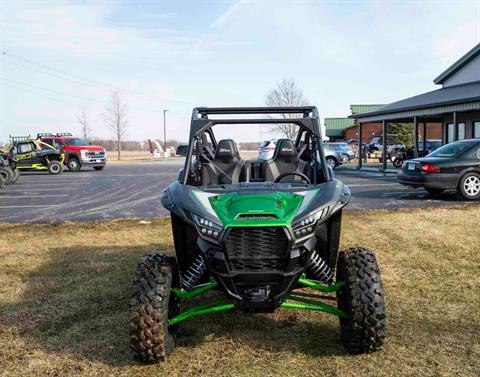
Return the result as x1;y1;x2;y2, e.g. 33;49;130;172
190;213;223;241
292;207;328;238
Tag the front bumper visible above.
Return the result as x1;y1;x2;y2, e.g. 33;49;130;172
198;226;316;313
397;173;457;189
80;158;107;166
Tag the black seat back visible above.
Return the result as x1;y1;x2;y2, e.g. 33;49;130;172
202;139;244;185
264;139;308;182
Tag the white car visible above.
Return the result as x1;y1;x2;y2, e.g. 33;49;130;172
258;140;277;160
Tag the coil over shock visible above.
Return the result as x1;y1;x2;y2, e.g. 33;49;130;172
306;251;333;282
181;254;207;290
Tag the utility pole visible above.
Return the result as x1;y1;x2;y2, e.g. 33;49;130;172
163;109;168;153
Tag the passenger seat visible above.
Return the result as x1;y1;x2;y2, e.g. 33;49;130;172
264;139;309;182
202;139;244;185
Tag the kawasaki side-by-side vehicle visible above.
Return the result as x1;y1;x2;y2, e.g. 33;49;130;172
9;136;64;175
129;107;386;362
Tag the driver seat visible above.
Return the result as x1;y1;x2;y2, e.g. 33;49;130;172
264;139;309;182
202;139;244;185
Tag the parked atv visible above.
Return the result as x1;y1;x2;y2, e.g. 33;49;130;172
9;136;64;175
130;107;386;362
0;149;20;184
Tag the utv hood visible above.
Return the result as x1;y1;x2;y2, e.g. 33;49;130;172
209;192;304;227
162;180;350;228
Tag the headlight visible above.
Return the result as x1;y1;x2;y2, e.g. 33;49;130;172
190;212;223;241
292;207;328;238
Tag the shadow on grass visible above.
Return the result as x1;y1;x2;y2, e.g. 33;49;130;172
1;244;348;367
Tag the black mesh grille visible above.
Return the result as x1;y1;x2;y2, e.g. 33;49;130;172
225;227;288;271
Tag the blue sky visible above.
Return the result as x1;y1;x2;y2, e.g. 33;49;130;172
1;0;479;142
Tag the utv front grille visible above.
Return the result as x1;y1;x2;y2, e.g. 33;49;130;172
224;227;288;271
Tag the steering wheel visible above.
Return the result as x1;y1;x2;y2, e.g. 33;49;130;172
274;172;311;184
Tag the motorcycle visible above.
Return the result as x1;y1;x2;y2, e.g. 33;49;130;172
392;147;415;168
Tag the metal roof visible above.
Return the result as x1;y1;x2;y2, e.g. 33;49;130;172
352;80;480;121
350;104;384;115
324;117;355;137
434;43;480;85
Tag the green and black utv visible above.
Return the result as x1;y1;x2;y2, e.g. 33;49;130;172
10;136;64;175
129;107;386;362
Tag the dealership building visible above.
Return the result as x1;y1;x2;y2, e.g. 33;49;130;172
352;42;480;170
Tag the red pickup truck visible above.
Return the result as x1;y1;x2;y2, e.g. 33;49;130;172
39;133;107;171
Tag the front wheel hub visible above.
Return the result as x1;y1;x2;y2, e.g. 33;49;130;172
464;176;480;196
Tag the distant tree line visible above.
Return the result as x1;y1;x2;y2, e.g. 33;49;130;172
90;138;184;152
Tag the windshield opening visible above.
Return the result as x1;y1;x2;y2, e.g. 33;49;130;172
185;122;328;187
64;138;88;146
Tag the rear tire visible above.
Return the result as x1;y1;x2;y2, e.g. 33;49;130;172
67;157;81;172
458;172;480;200
130;253;180;363
0;167;14;184
336;247;385;354
93;166;104;171
392;158;403;168
0;175;4;191
48;161;63;175
12;168;20;183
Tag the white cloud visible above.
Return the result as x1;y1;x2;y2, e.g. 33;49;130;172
210;0;249;28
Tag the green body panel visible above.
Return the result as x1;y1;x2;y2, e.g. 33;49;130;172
208;191;304;228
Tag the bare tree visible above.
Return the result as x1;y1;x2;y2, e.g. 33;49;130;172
104;90;129;160
76;109;90;140
265;79;309;139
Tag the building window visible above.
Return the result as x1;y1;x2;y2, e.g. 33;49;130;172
474;122;480;138
458;122;466;140
447;123;455;142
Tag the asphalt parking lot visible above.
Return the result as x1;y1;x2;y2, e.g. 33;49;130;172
0;160;475;223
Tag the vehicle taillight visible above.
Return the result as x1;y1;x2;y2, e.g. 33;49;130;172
421;163;440;173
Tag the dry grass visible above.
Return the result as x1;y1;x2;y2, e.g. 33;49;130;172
0;207;479;377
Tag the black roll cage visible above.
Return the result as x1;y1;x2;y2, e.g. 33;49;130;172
182;107;331;185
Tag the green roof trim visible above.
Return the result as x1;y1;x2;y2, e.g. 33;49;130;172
324;117;355;137
350;104;385;115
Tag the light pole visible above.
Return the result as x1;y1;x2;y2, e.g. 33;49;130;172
163;109;168;154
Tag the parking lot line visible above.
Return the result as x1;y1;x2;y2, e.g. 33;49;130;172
0;194;70;198
0;205;60;208
13;183;85;187
347;183;398;187
4;187;79;191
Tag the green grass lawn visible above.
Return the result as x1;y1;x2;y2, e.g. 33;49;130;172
0;207;479;376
